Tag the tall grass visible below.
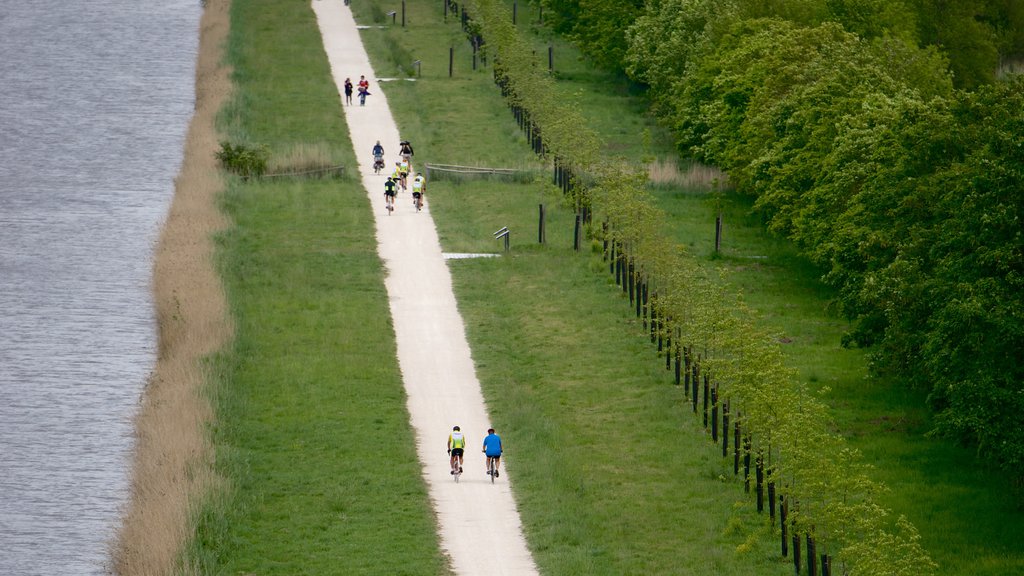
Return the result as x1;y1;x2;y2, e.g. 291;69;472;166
112;0;232;573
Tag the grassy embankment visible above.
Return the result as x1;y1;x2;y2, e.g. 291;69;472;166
182;0;447;573
355;0;1024;574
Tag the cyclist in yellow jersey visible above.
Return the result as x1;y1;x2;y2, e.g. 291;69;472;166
447;425;466;475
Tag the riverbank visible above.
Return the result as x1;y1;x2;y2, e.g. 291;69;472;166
112;0;232;572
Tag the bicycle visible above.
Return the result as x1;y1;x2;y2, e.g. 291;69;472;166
485;455;499;483
448;449;463;482
373;154;384;174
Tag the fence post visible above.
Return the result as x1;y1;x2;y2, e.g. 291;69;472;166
674;335;681;385
715;213;722;253
573;213;581;251
733;416;741;475
743;435;752;493
756;451;764;513
781;495;789;557
548;44;553;71
539;204;546;244
449;46;454;77
703;373;710;428
722;400;729;457
793;533;802;574
807;535;817;576
711;386;719;441
402;0;406;26
691;357;699;412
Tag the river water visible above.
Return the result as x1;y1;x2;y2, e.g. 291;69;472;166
0;1;199;573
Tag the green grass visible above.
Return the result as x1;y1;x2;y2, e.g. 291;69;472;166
355;1;1024;574
189;0;1024;573
186;1;447;574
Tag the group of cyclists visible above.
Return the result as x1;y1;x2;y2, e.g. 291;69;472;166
375;139;425;214
447;426;504;480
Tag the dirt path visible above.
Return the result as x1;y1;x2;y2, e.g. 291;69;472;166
311;2;540;574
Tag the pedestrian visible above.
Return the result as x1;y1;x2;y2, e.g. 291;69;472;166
344;78;353;105
358;84;370;106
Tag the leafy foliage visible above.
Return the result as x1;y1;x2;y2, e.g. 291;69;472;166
215;141;269;178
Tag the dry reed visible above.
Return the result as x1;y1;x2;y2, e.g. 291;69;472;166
647;156;728;190
111;0;233;573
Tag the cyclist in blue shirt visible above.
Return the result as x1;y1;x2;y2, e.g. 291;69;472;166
482;428;503;478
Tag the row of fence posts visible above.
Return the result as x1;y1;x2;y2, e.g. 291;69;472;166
603;231;832;575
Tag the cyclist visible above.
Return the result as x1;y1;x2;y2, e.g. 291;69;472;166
372;141;385;173
411;173;425;210
399;139;414;161
447;426;466;475
398;158;411;188
482;427;502;478
384;176;397;213
393;162;407;192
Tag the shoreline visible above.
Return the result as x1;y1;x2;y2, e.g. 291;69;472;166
112;0;233;573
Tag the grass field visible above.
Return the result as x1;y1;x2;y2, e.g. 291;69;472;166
184;0;1024;573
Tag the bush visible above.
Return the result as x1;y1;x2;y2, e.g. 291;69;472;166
215;141;268;179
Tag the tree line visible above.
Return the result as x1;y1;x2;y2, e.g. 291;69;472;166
540;0;1024;478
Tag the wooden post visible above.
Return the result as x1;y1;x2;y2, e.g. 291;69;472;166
402;0;406;26
683;346;691;393
674;335;681;385
573;213;581;251
711;386;719;441
769;480;777;523
548;44;553;71
449;46;454;77
821;554;831;576
635;278;642;317
715;213;722;253
793;534;801;574
641;282;648;330
539;204;546;244
745;434;753;487
512;0;517;24
781;496;789;557
665;322;672;370
627;261;635;303
722;401;729;457
691;358;699;413
703;373;710;428
733;417;741;475
756;452;764;513
807;535;817;576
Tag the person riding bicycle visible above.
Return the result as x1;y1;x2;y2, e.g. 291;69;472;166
398;158;411;187
384;176;397;212
411;173;425;210
482;427;502;478
394;162;407;191
372;141;385;172
399;139;413;161
447;426;466;475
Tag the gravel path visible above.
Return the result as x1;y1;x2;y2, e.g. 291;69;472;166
312;2;540;574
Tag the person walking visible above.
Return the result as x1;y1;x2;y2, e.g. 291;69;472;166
482;428;502;478
344;77;353;105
